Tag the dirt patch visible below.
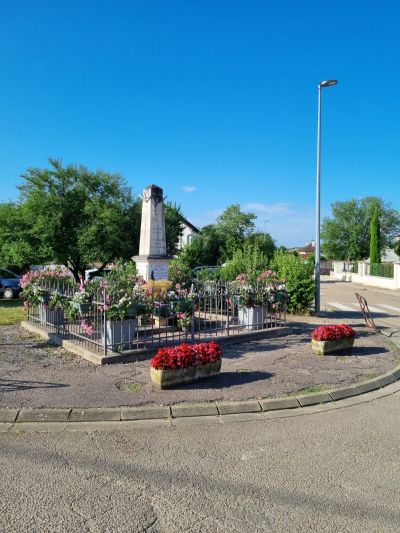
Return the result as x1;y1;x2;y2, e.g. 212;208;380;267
0;318;398;408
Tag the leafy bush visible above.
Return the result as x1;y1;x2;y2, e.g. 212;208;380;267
144;280;172;299
271;251;314;314
219;243;268;282
369;263;394;278
168;257;193;288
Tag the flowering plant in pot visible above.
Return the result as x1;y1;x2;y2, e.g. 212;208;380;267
150;341;223;388
176;312;192;332
311;324;356;355
38;290;65;326
230;271;287;330
67;287;92;318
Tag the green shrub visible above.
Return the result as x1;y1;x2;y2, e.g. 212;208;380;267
271;251;314;314
219;243;268;282
369;263;394;278
168;258;193;289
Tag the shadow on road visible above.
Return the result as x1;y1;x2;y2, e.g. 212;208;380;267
0;379;69;393
174;370;274;391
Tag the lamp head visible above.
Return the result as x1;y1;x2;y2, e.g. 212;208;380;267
319;80;338;88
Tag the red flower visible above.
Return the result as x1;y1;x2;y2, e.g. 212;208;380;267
150;341;223;370
311;324;356;341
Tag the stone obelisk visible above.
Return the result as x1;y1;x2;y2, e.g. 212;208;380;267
133;184;171;281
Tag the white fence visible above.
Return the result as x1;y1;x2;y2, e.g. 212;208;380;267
331;261;400;290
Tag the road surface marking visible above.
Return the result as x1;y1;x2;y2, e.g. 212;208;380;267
327;302;356;312
377;304;400;313
351;303;390;314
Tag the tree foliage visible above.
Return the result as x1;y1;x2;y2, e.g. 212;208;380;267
271;251;315;314
369;207;381;264
394;240;400;259
244;232;276;261
321;197;400;260
0;202;45;270
0;159;183;280
219;243;268;282
164;202;184;256
215;204;256;260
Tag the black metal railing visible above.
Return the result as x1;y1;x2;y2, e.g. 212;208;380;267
26;280;286;355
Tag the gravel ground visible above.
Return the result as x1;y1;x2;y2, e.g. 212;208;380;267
0;317;398;408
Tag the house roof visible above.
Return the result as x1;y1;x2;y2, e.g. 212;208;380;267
181;217;200;233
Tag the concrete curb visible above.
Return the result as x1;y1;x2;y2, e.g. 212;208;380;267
3;315;398;425
2;361;400;425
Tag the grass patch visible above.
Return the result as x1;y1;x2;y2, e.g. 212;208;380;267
289;385;327;397
236;368;251;373
126;383;142;393
0;299;25;325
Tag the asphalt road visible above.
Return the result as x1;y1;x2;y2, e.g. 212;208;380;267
321;277;400;337
1;387;400;532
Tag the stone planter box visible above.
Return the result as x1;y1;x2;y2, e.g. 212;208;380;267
152;315;175;328
150;360;222;389
312;337;355;355
102;318;138;350
238;305;267;331
38;304;64;326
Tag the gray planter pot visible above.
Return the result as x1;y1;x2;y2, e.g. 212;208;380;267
70;302;91;315
102;318;138;350
311;337;355;355
38;304;64;326
150;360;221;389
238;305;268;331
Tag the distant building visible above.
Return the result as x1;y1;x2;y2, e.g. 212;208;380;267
178;218;200;250
382;234;400;262
289;240;316;260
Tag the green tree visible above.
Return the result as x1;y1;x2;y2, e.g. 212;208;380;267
17;159;139;280
394;240;400;259
244;232;276;261
0;202;47;270
369;207;381;264
11;159;183;281
216;204;256;260
321;197;400;260
164;202;184;256
176;225;223;269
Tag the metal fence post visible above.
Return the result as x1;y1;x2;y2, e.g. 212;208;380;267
103;288;107;356
226;283;230;336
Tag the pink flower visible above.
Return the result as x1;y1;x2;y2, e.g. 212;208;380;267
81;320;95;336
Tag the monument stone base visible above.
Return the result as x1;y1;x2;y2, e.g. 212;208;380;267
134;255;171;281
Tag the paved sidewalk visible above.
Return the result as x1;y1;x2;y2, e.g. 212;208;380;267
0;314;398;410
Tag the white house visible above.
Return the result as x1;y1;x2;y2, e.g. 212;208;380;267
178;218;200;250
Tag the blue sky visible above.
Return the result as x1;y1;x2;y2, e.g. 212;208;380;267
1;1;399;247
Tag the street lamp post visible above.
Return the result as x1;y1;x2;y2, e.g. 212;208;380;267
315;79;337;315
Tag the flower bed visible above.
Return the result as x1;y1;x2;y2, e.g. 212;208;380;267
311;324;356;355
150;341;222;388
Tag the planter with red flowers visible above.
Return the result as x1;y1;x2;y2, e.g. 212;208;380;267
150;341;222;388
311;324;356;355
